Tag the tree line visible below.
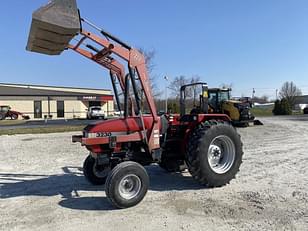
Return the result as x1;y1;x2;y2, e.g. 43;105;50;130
141;48;303;115
272;81;302;115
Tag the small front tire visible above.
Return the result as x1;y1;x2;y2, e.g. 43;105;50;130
105;161;149;209
11;114;18;120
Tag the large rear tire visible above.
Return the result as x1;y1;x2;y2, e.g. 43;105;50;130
105;161;149;209
83;155;109;185
186;122;243;187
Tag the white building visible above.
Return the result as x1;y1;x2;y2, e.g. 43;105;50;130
0;83;114;119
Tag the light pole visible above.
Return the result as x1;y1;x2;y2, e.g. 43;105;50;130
164;76;169;113
276;89;278;100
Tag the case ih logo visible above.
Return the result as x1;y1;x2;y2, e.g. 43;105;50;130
80;96;97;101
78;95;113;101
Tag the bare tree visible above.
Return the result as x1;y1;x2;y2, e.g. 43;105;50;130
166;75;205;112
168;75;189;98
138;48;161;97
168;75;204;98
279;81;302;108
189;75;201;101
220;83;233;89
133;48;163;112
190;75;201;84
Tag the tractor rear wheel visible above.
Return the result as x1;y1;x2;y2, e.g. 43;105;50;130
83;155;110;185
186;122;243;187
105;161;149;209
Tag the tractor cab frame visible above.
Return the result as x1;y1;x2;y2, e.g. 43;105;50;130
207;88;231;113
180;82;209;116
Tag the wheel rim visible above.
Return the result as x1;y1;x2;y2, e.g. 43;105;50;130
207;135;235;174
118;174;141;200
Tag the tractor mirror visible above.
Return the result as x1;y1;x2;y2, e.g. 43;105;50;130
26;0;80;55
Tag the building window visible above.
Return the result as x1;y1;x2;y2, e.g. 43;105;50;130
57;101;64;118
34;101;42;118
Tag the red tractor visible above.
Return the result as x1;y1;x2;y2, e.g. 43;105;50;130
0;106;23;120
27;0;243;208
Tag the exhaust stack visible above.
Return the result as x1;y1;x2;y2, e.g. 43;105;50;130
26;0;80;55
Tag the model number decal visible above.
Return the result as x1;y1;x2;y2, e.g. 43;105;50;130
96;132;112;137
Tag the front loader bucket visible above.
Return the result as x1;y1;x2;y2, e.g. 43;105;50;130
26;0;80;55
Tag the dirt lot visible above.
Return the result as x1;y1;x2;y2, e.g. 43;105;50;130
0;116;307;230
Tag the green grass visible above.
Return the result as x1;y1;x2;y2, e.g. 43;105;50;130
292;110;303;115
251;106;274;117
0;120;27;126
0;125;84;136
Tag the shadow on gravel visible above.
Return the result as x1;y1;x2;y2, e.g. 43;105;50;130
59;197;114;211
0;165;203;211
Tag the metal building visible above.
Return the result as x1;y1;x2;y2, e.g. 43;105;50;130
0;83;114;119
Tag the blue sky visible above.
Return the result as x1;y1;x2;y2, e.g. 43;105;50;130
1;0;308;98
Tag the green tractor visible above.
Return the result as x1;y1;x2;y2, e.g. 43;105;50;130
180;84;262;126
207;88;262;126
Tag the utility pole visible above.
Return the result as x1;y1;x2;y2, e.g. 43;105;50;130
164;76;169;113
252;88;255;99
276;89;278;100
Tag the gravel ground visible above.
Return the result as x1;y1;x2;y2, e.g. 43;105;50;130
0;116;307;231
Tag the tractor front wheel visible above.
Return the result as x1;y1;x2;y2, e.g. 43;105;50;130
11;114;18;120
83;155;110;185
105;161;149;209
186;122;243;187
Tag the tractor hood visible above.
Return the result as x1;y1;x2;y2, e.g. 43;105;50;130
83;116;158;136
224;100;251;106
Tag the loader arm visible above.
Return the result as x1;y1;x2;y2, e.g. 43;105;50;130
69;31;160;150
26;0;160;151
67;36;125;90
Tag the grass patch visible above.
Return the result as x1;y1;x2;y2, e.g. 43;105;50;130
251;106;274;117
0;120;27;126
0;125;84;136
292;110;303;115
